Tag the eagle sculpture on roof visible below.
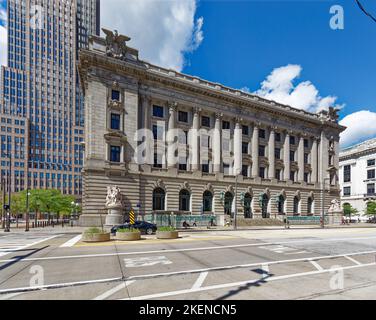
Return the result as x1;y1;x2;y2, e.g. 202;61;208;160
102;28;131;60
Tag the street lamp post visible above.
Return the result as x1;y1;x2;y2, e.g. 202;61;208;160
234;173;239;230
4;153;11;233
321;177;331;228
25;189;31;232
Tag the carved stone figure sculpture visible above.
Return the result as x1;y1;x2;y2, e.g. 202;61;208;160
328;199;341;213
102;29;130;60
105;186;123;208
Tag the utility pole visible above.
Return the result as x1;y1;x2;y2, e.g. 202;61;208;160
4;153;11;232
1;178;5;229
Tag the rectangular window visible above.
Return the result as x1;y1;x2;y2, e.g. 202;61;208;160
343;186;351;196
110;113;120;130
275;132;281;142
276;169;281;180
368;169;375;179
110;146;121;162
275;148;281;160
179;157;187;171
242;165;248;177
290;171;295;182
201;116;210;127
259;129;266;139
111;89;120;101
259;167;265;179
304;139;309;148
223;164;230;175
343;165;351;182
152;125;164;140
242;125;249;136
152;105;164;118
290;136;296;145
242;142;248;154
304;172;309;183
367;159;375;167
290;150;295;162
153;153;162;168
178;111;188;123
367;183;375;195
222;121;230;130
259;145;265;157
202;163;209;173
304;153;309;164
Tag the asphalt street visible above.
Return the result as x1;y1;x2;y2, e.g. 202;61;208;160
0;227;376;300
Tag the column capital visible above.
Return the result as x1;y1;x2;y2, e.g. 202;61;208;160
192;107;202;115
234;116;243;124
252;120;262;128
168;101;178;112
215;112;223;120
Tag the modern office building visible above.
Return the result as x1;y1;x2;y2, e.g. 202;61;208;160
339;138;376;214
78;31;345;226
0;0;100;196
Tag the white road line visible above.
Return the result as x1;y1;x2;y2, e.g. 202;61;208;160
0;276;123;295
0;292;23;300
0;235;59;258
261;264;269;278
191;272;208;290
93;280;135;300
309;260;324;271
122;262;376;300
344;255;363;266
2;235;376;264
60;235;82;248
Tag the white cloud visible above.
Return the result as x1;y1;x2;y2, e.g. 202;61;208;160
0;25;6;67
255;64;342;112
0;3;6;67
101;0;204;72
339;110;376;148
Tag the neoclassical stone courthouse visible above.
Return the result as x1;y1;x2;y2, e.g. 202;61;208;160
78;30;345;226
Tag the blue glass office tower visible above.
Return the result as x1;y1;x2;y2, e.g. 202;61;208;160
0;0;100;196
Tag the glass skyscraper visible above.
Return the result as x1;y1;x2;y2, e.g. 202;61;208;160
0;0;100;196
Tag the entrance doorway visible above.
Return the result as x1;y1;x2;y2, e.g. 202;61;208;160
244;193;252;218
261;193;269;218
224;192;234;217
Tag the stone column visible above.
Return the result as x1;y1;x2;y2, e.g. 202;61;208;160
167;102;177;169
191;107;200;171
251;124;259;178
319;131;329;183
298;135;305;182
268;127;275;179
233;118;242;175
213;113;222;173
311;137;318;183
142;95;153;165
283;131;290;181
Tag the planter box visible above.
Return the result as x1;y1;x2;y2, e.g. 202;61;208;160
82;232;111;242
116;232;141;241
156;231;179;239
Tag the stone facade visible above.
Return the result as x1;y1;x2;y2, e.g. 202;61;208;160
78;31;345;227
339;138;376;215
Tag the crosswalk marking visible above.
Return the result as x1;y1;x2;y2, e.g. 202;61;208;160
60;235;82;248
0;234;59;258
309;260;323;271
93;281;135;300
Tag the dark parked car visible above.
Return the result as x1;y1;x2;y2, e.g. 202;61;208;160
367;216;376;224
111;221;157;235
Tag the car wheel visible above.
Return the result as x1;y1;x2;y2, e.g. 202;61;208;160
146;228;153;235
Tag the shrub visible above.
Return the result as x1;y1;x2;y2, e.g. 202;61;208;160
84;227;106;235
158;226;176;232
117;228;140;233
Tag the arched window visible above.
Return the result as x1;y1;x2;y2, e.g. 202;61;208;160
153;188;165;211
224;192;234;216
278;195;285;215
293;196;300;215
307;197;314;215
203;191;213;212
179;189;191;211
261;194;269;218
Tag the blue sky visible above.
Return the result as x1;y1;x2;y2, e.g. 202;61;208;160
1;0;376;148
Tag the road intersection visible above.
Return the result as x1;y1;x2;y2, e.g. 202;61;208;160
0;227;376;300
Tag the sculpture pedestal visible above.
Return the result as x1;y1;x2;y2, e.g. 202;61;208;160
327;211;343;225
105;207;124;227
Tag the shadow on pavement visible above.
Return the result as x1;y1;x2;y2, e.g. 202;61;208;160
0;246;49;272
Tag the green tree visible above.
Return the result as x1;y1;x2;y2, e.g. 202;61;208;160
366;201;376;219
343;203;358;220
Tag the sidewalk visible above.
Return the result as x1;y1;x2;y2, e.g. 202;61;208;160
1;223;375;235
